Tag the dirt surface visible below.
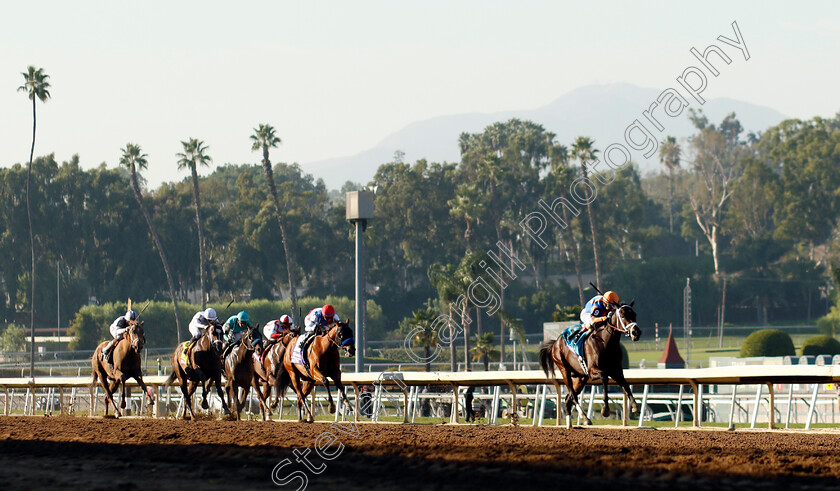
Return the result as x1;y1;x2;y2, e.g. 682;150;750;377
2;416;840;490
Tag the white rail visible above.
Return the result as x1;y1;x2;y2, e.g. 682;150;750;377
2;365;840;427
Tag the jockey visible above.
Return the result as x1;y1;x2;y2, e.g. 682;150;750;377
102;310;139;362
299;305;340;366
304;304;340;336
580;290;620;332
261;314;293;362
572;290;620;372
263;314;294;344
182;308;218;363
222;310;252;358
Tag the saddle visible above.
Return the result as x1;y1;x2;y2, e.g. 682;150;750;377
561;324;592;358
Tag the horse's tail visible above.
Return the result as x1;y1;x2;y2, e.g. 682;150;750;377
163;371;177;387
538;339;556;379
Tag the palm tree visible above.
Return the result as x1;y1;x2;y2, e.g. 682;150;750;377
549;144;585;306
250;124;298;315
659;136;681;233
570;136;602;289
448;183;485;252
471;332;499;371
120;143;183;344
18;66;50;379
176;138;212;309
406;308;439;372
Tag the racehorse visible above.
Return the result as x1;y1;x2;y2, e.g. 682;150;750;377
166;323;231;419
91;322;155;417
283;319;355;423
539;303;641;428
254;331;295;418
224;325;267;420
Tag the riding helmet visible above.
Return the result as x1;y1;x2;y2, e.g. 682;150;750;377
322;304;335;317
279;314;292;324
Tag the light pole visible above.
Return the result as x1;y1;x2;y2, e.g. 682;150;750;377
346;190;374;373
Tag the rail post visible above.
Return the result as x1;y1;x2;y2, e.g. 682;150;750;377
767;383;775;429
674;384;684;427
727;384;738;430
805;383;820;430
750;384;762;429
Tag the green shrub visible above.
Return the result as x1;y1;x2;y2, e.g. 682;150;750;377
739;329;795;357
801;335;840;357
0;324;27;352
68;296;385;350
817;306;840;337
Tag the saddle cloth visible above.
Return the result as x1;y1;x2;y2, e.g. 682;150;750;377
292;334;307;365
561;324;592;358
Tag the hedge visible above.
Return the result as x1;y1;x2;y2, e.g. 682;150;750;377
739;329;795;358
801;335;840;357
68;296;384;350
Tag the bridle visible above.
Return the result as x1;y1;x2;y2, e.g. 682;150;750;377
609;305;638;337
327;323;355;352
127;323;145;352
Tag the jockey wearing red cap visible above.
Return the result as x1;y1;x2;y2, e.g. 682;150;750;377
304;304;340;335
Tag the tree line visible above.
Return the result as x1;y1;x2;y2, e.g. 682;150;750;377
3;66;840;356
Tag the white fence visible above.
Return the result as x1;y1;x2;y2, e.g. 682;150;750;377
2;365;840;429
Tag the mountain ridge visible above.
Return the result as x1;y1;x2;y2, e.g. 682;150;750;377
302;83;787;188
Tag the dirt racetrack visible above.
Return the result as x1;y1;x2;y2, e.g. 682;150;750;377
2;416;840;490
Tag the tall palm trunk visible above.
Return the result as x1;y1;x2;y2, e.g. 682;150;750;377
668;166;675;234
581;163;601;288
190;166;207;309
129;169;183;344
261;152;298;315
26;96;36;379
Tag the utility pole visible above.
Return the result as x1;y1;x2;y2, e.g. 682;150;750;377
683;278;692;366
346;189;375;373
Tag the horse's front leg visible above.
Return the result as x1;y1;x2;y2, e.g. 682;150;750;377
310;366;335;414
610;369;639;414
601;378;611;418
215;375;231;416
134;375;155;405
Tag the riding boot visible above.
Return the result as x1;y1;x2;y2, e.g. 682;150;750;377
302;333;314;370
102;338;117;362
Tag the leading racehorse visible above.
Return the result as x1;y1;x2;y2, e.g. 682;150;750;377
284;319;355;423
539;303;641;427
166;323;231;419
91;322;155;417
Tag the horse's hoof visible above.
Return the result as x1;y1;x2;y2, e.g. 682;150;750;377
201;401;209;410
584;418;593;426
601;407;611;418
329;403;336;414
222;408;231;416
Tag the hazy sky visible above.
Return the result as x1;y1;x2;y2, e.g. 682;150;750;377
2;1;838;189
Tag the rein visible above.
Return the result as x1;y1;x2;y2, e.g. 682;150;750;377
608;306;637;336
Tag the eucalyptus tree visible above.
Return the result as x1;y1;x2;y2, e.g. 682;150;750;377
18;66;50;378
250;124;298;315
659;136;681;233
570;136;602;288
684;111;746;277
176;138;212;308
120;143;182;343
